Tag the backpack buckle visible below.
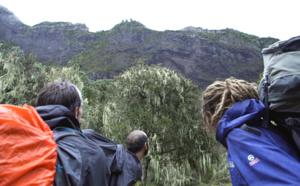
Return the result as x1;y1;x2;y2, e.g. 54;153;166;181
285;117;294;126
241;124;261;136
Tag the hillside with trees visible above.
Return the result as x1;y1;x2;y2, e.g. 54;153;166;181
0;42;230;185
0;5;278;89
0;4;276;185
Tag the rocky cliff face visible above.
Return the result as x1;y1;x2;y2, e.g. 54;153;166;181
0;5;278;89
0;5;28;40
75;21;278;88
0;5;101;65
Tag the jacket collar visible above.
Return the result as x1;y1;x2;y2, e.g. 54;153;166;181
216;99;265;147
36;105;81;132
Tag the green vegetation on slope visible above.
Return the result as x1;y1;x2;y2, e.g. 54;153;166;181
0;45;230;185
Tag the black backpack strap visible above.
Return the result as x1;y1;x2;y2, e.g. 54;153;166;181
261;75;270;128
241;124;261;136
53;127;88;142
285;117;300;151
54;132;80;142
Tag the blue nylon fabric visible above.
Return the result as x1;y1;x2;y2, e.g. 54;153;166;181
216;99;265;147
216;99;300;185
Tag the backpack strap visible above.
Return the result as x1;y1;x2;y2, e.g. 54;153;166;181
261;74;270;128
240;124;261;136
53;127;88;142
285;117;300;150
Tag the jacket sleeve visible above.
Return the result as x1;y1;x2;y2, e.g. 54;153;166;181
226;126;300;186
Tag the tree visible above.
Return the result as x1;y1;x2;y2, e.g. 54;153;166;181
0;47;48;105
0;46;87;104
80;78;115;131
0;46;229;184
103;63;212;185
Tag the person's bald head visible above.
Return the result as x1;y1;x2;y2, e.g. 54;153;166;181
126;130;148;154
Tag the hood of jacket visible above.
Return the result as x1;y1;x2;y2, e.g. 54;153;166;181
35;105;81;132
216;99;265;147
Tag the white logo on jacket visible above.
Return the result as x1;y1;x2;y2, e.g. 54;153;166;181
248;154;255;161
248;154;260;166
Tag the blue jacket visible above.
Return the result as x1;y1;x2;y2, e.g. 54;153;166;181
216;99;300;186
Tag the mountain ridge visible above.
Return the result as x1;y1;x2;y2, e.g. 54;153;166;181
0;5;278;89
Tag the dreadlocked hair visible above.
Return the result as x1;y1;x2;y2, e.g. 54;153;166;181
201;77;259;131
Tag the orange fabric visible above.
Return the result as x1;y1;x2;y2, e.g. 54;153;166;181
0;104;57;186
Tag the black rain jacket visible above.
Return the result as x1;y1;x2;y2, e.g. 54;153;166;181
36;105;108;186
83;129;142;186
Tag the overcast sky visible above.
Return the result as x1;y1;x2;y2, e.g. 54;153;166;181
1;0;299;40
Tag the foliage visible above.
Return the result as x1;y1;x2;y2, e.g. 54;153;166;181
0;46;110;130
0;48;85;104
102;63;223;185
112;19;146;30
80;78;115;132
0;47;47;105
104;63;202;146
0;47;231;185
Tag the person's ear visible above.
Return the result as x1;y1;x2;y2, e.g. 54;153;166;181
205;111;217;132
143;141;149;156
72;106;79;119
204;111;212;125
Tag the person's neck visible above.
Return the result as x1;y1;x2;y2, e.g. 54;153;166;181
135;150;144;161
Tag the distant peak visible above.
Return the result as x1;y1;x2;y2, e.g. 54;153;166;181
0;5;24;27
182;26;227;34
33;21;89;32
0;5;13;15
113;19;146;29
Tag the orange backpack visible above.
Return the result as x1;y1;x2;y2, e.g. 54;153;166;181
0;104;57;186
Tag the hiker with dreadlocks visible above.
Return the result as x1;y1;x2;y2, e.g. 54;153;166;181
201;77;300;185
